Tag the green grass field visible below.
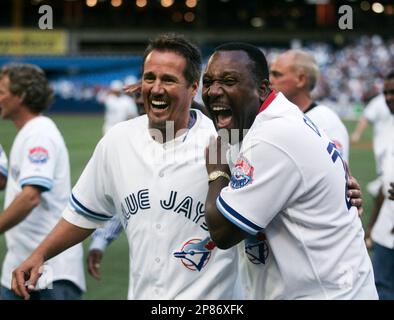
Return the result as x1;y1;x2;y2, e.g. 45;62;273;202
0;114;376;299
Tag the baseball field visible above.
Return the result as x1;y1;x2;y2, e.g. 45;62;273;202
0;114;375;299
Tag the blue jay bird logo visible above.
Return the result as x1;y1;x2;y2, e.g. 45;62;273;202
173;237;216;271
245;233;269;265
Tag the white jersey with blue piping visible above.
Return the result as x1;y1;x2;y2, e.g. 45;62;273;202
1;116;85;292
63;110;240;299
0;144;7;177
218;92;377;299
306;103;349;163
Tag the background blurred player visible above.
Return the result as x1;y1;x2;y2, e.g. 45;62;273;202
101;79;138;135
351;88;393;197
0;63;85;300
270;49;349;162
364;71;394;299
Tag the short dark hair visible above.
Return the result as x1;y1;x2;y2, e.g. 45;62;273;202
0;63;53;114
143;33;202;86
214;42;269;85
385;70;394;80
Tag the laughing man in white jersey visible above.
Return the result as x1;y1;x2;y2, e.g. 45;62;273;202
202;43;377;299
11;35;239;300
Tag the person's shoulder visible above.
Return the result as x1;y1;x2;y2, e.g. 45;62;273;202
105;114;147;137
24;116;60;138
310;104;343;122
254;94;301;130
366;93;385;109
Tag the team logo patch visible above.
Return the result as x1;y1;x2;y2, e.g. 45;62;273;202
245;233;269;265
230;155;254;189
173;237;216;272
28;147;49;164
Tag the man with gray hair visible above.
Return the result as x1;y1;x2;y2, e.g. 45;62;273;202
270;49;349;162
0;63;85;299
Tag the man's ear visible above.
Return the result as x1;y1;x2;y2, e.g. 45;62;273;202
191;81;199;97
259;79;270;103
296;72;307;89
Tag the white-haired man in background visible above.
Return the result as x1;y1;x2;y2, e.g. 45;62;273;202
270;49;349;162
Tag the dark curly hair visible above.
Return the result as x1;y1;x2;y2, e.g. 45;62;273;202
0;63;53;114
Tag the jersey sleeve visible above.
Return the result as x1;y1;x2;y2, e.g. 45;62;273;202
217;140;304;235
18;134;57;191
0;144;8;177
363;102;378;123
65;137;115;228
89;215;123;251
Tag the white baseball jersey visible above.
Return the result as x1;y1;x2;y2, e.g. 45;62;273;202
1;116;86;292
218;92;377;300
63;110;240;300
0;144;7;177
371;117;394;249
363;94;393;174
306;103;349;163
103;94;138;134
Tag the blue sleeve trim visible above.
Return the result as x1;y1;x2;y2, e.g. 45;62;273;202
70;193;112;222
0;166;7;177
20;176;53;192
216;195;263;235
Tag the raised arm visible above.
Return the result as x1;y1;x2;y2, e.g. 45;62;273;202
205;136;248;249
350;117;369;144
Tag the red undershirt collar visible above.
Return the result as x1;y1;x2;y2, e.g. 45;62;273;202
258;90;278;114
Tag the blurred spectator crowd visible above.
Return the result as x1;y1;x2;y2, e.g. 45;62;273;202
50;35;394;118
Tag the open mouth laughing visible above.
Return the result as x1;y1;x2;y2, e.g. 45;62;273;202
151;99;169;110
211;105;233;129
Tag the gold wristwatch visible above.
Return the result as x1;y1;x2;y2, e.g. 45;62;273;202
208;170;231;183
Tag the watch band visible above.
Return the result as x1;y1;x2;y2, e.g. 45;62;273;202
208;170;231;183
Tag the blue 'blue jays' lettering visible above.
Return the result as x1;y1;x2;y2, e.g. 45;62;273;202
175;196;193;219
122;189;207;230
160;191;177;209
121;189;150;220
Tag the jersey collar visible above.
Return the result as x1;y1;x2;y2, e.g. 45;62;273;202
304;101;318;114
258;90;278;114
